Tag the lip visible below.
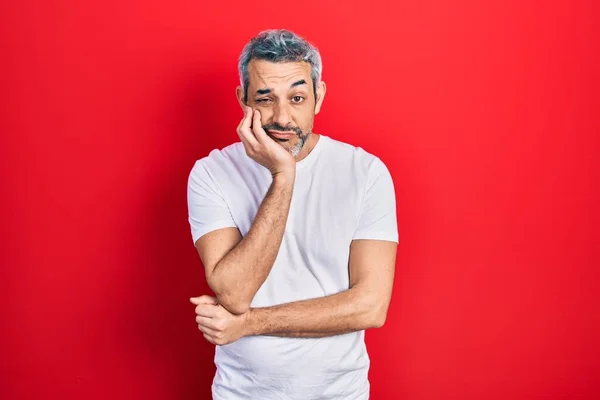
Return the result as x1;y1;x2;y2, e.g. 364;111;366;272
267;130;296;140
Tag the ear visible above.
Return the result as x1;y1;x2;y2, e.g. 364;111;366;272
314;81;327;115
235;86;246;110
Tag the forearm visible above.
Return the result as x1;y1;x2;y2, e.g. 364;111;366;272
264;329;357;338
244;286;385;338
209;173;294;314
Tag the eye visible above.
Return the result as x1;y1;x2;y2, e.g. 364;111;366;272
256;98;272;103
292;96;304;103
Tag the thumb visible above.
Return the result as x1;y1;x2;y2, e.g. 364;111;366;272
189;295;218;305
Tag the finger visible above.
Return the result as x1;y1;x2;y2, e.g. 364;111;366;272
236;106;247;132
195;315;218;329
237;123;253;153
189;295;218;306
198;323;219;337
240;106;252;132
236;106;250;137
252;109;270;144
238;107;259;147
195;303;220;317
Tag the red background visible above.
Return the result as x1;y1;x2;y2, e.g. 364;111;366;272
2;1;599;399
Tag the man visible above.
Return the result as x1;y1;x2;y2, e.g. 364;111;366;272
187;29;398;400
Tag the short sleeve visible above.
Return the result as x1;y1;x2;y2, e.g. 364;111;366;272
187;160;238;244
352;158;399;243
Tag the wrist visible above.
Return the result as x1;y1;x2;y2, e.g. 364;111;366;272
272;169;296;185
243;308;258;337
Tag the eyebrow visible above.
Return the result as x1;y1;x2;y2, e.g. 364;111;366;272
255;79;307;95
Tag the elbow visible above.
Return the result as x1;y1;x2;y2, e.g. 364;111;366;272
218;296;251;315
211;288;251;315
207;280;251;315
371;310;387;328
363;299;389;329
353;284;391;329
206;276;251;315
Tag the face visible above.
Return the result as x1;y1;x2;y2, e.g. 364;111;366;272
237;59;326;157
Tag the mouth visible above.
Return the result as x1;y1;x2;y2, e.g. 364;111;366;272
267;130;297;141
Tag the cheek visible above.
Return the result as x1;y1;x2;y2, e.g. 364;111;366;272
296;110;314;130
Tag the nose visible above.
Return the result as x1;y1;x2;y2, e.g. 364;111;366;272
272;101;292;128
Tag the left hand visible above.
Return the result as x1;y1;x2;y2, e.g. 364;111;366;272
189;295;249;346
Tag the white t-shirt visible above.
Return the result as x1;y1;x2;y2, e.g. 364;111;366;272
187;134;398;400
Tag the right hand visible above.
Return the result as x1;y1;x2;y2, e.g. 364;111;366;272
236;106;296;178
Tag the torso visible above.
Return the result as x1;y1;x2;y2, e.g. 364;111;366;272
200;134;377;400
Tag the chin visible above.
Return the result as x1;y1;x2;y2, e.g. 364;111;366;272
280;141;303;158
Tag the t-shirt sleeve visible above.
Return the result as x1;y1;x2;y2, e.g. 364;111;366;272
187;160;238;244
352;157;399;243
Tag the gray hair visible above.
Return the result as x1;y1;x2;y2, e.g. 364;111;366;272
238;29;322;103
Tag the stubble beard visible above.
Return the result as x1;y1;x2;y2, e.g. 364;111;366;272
289;131;311;157
263;121;311;158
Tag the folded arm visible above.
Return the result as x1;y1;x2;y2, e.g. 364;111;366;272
244;239;397;337
192;156;399;343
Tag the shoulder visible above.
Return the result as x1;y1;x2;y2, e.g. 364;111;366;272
189;142;247;177
321;135;391;177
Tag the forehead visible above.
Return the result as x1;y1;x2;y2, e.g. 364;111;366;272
247;59;311;90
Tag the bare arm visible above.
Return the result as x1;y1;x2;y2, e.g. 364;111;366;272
196;173;293;315
192;240;397;344
243;239;397;337
192;151;399;344
194;107;296;315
